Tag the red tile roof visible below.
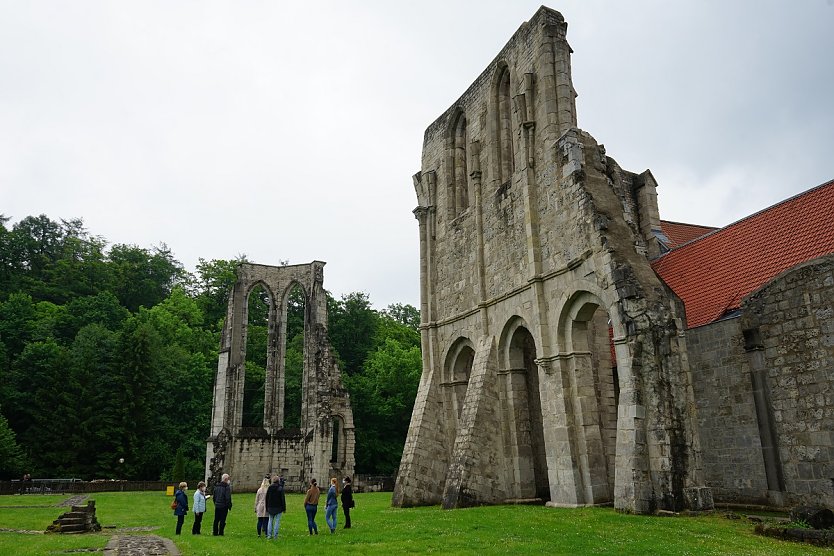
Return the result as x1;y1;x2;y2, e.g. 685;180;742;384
652;180;834;329
659;220;717;249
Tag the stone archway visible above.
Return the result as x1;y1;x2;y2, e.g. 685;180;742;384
499;318;550;501
444;338;475;432
559;292;620;505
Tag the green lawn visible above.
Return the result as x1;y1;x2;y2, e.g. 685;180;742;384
0;491;826;555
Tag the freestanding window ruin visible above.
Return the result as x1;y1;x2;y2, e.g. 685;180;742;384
205;261;355;490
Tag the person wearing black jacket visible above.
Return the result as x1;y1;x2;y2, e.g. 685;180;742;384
212;473;233;536
340;476;354;529
264;475;287;539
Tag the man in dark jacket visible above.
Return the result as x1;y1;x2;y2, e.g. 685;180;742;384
264;475;287;539
212;473;232;536
340;476;354;529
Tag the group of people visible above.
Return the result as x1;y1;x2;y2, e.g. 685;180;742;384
171;473;354;538
301;476;354;535
172;472;233;536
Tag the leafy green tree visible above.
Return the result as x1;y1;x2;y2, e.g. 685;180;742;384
328;292;378;376
117;315;163;478
108;243;184;312
283;334;304;430
0;292;36;358
57;291;130;341
383;303;421;331
67;324;121;478
7;339;70;474
171;447;186;484
193;257;246;331
346;336;422;474
0;405;27;480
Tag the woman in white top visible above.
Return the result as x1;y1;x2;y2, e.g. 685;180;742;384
254;477;270;537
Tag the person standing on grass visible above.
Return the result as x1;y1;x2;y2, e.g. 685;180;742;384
192;481;208;534
265;475;286;539
254;476;270;537
325;477;338;533
212;473;233;536
173;482;189;535
340;476;354;529
303;478;321;535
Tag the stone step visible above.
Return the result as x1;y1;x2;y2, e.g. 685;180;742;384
59;524;88;533
59;518;87;525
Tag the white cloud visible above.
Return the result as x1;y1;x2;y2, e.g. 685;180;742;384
1;0;832;308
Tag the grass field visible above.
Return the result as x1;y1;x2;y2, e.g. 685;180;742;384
0;491;825;555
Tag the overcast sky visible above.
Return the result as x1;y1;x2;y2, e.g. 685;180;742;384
2;0;832;309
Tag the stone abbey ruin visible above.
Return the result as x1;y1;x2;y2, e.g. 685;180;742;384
393;6;834;513
205;262;355;490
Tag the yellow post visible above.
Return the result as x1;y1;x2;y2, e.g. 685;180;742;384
166;486;174;496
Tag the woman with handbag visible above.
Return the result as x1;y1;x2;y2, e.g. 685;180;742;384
173;482;189;535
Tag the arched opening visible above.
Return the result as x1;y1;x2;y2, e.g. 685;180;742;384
243;283;270;428
451;346;474;417
450;111;469;217
444;338;475;441
565;297;619;504
330;415;346;466
501;322;549;501
282;283;305;431
496;65;514;186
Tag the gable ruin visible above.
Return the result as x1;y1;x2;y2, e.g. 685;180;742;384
205;261;355;490
393;6;711;513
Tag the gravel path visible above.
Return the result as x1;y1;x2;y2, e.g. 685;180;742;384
102;535;179;555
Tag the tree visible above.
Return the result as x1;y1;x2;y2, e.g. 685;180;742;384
345;337;422;474
193;257;246;331
0;405;27;480
327;292;378;376
171;447;186;484
108;243;185;312
382;303;421;331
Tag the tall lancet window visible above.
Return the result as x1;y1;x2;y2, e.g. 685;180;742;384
451;112;469;216
496;66;514;186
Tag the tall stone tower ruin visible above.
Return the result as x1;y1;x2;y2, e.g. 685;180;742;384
206;261;354;491
393;7;712;513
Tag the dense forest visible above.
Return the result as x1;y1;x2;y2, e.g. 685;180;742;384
0;215;422;481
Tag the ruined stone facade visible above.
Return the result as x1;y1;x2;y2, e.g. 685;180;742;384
393;7;712;513
206;262;354;491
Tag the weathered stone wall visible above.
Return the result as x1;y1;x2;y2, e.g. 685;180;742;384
395;6;710;513
206;262;355;491
687;318;770;504
742;256;834;507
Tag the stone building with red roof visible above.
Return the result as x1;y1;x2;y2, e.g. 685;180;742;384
652;180;834;507
394;6;832;514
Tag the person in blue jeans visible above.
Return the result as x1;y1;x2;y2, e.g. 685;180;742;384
325;477;338;533
303;478;320;535
265;475;286;539
173;482;189;535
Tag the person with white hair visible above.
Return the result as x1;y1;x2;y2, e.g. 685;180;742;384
212;473;233;536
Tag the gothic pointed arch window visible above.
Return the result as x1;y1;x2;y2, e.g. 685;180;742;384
448;110;469;218
495;65;514;187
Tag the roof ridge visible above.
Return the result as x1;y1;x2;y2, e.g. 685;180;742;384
659;219;717;229
657;178;834;255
